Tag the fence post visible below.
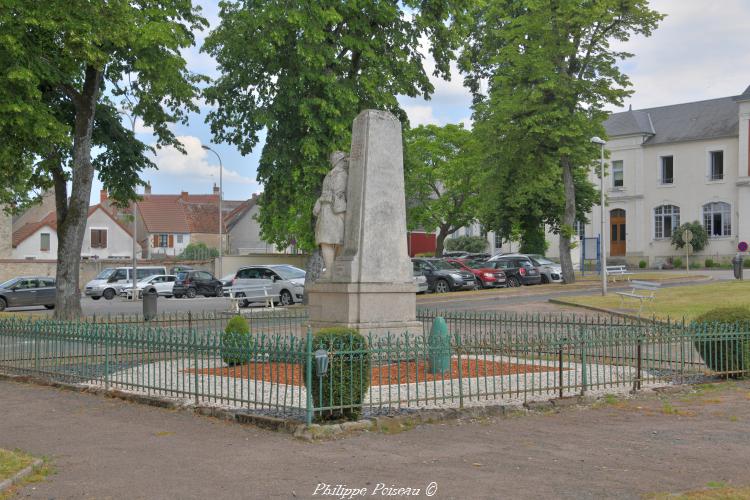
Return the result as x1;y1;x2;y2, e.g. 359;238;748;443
193;330;199;405
558;340;564;399
104;328;110;390
305;327;313;426
456;334;464;409
33;321;40;373
634;336;642;391
580;335;587;396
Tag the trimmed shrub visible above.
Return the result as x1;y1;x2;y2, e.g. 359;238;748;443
704;258;714;268
745;259;750;269
672;257;683;269
221;315;253;366
693;307;750;378
305;327;371;421
445;235;488;253
638;260;647;269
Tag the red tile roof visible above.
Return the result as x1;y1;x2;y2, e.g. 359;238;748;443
136;192;246;235
12;205;133;247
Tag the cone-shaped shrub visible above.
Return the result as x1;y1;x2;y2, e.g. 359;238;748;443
221;315;252;366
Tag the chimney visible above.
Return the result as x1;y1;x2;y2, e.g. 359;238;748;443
180;191;188;199
212;183;219;195
144;182;151;195
100;189;108;204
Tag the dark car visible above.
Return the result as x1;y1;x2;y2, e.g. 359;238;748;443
172;270;223;298
482;256;541;287
446;258;507;288
0;276;56;311
412;258;476;293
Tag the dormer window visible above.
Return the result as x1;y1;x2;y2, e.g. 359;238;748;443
659;156;674;185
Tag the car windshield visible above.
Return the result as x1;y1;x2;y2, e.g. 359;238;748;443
0;278;19;289
529;255;555;265
176;271;189;280
94;269;115;280
273;266;306;280
430;260;457;271
466;260;488;269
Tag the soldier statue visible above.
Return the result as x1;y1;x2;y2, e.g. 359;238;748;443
313;151;349;279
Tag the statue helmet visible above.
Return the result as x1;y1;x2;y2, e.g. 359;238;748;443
330;151;348;168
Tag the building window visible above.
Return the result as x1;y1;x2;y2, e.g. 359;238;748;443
703;202;731;237
654;205;680;239
40;233;50;251
660;156;674;185
709;151;724;181
176;234;184;244
90;229;107;248
612;160;624;188
493;232;502;249
158;234;169;247
574;220;585;238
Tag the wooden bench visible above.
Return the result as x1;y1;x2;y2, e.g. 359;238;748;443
615;280;661;314
225;283;278;313
605;265;634;282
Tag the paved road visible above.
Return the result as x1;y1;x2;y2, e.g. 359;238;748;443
2;378;749;499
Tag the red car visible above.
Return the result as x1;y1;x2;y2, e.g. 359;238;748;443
445;258;507;288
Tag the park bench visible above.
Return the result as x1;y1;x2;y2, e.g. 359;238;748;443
615;280;661;314
225;283;278;314
605;265;634;282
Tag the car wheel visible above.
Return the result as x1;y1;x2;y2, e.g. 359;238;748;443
507;276;521;288
541;274;549;284
214;285;223;297
279;290;293;306
435;279;450;293
44;304;55;310
0;298;6;311
91;296;101;301
165;295;173;299
103;288;116;300
174;294;183;299
186;287;197;299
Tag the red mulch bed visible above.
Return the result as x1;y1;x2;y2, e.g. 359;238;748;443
188;358;557;387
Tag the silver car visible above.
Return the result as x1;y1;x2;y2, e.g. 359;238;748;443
0;276;56;311
526;254;564;283
228;265;305;307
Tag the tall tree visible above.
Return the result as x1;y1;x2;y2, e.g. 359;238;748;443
404;124;479;257
461;0;663;282
202;0;467;252
0;1;206;318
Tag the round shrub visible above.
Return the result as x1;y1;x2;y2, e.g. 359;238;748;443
304;327;371;421
221;315;253;366
693;307;750;378
672;257;683;269
704;258;714;268
638;260;647;269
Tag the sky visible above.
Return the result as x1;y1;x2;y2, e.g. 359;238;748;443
93;0;750;204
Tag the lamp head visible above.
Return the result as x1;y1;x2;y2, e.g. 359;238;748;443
314;348;329;378
590;136;606;145
201;145;210;151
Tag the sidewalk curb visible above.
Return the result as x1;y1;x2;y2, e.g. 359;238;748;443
0;457;43;493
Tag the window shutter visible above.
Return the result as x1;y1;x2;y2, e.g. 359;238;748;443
168;234;174;248
91;229;99;248
153;234;158;247
101;230;107;248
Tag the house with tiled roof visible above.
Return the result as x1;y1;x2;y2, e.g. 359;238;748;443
575;84;750;266
12;196;135;260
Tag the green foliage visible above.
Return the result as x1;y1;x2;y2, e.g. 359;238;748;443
305;328;371;421
404;124;480;255
518;217;548;255
221;316;252;366
639;260;647;269
178;243;219;261
705;259;715;268
461;0;664;282
445;236;487;253
694;307;750;378
672;222;708;253
673;258;683;269
203;1;469;251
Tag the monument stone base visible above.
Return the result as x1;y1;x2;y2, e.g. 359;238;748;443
306;281;422;338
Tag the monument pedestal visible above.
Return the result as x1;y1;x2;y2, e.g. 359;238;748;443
307;281;422;337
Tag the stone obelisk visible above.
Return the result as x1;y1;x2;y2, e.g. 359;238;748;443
307;110;419;337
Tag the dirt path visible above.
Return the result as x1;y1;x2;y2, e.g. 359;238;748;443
2;379;749;499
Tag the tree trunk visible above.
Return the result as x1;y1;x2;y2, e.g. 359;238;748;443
434;226;449;257
54;66;102;319
559;158;576;284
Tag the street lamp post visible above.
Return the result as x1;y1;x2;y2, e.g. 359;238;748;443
118;109;139;300
590;136;607;296
201;145;223;278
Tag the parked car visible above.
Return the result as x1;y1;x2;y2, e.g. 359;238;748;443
120;275;176;299
0;276;56;311
413;268;429;294
85;266;167;300
481;255;542;287
525;254;563;284
446;258;507;288
226;265;305;306
219;273;236;288
172;270;223;298
412;258;476;293
465;253;491;261
441;250;471;258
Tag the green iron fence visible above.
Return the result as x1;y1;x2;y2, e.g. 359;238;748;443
0;311;748;424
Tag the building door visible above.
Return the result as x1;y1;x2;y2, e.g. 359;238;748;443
610;209;626;256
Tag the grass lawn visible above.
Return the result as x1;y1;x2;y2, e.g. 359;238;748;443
574;271;704;282
0;449;49;500
646;484;750;499
561;280;750;321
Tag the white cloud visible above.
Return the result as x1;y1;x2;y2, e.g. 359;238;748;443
151;135;257;187
459;117;473;130
403;105;442;126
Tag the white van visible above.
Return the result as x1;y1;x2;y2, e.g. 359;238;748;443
84;266;167;300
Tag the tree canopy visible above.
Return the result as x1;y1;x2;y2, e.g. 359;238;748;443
202;0;468;251
0;0;207;317
460;0;663;281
